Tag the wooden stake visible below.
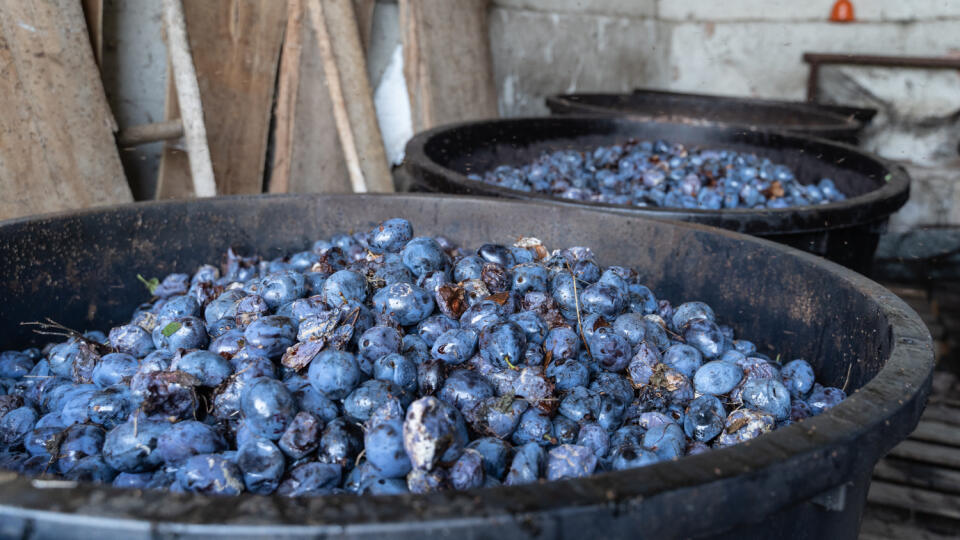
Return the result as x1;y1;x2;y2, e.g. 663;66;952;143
268;0;352;194
399;0;497;131
81;0;103;68
353;0;375;53
269;0;305;194
161;0;217;197
306;0;393;193
154;59;194;199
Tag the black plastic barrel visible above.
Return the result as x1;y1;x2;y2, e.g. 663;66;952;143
396;117;910;273
545;91;870;143
0;194;933;539
628;88;879;127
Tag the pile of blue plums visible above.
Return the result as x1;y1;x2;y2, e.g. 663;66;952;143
0;218;845;496
467;139;847;209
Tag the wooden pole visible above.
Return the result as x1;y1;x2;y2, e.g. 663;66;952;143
81;0;103;68
269;0;305;194
161;0;217;197
306;0;393;193
353;0;375;52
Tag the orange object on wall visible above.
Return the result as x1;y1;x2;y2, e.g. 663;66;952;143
830;0;855;22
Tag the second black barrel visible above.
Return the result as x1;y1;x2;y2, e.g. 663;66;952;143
396;116;909;273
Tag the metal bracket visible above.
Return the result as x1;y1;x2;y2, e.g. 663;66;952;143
802;53;960;102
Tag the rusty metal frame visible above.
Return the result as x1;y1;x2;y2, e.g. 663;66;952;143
803;53;960;101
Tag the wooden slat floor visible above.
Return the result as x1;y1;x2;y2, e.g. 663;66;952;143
861;284;959;538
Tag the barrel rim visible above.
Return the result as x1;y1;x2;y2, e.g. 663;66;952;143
0;194;933;536
545;91;865;136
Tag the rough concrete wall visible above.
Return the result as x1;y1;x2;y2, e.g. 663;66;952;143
489;0;960;109
661;19;960;100
657;0;960;22
656;0;960;98
494;0;656;19
488;4;662;117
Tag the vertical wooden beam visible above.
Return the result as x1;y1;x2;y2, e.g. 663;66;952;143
399;0;497;131
268;0;353;194
161;0;217;197
156;0;286;198
81;0;103;68
0;0;132;220
306;0;392;193
353;0;375;53
268;0;305;194
154;58;194;199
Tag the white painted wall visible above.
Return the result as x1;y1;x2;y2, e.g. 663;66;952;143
660;18;960;100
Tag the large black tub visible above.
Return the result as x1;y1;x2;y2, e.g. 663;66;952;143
0;194;932;539
396;117;910;273
546;90;874;142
